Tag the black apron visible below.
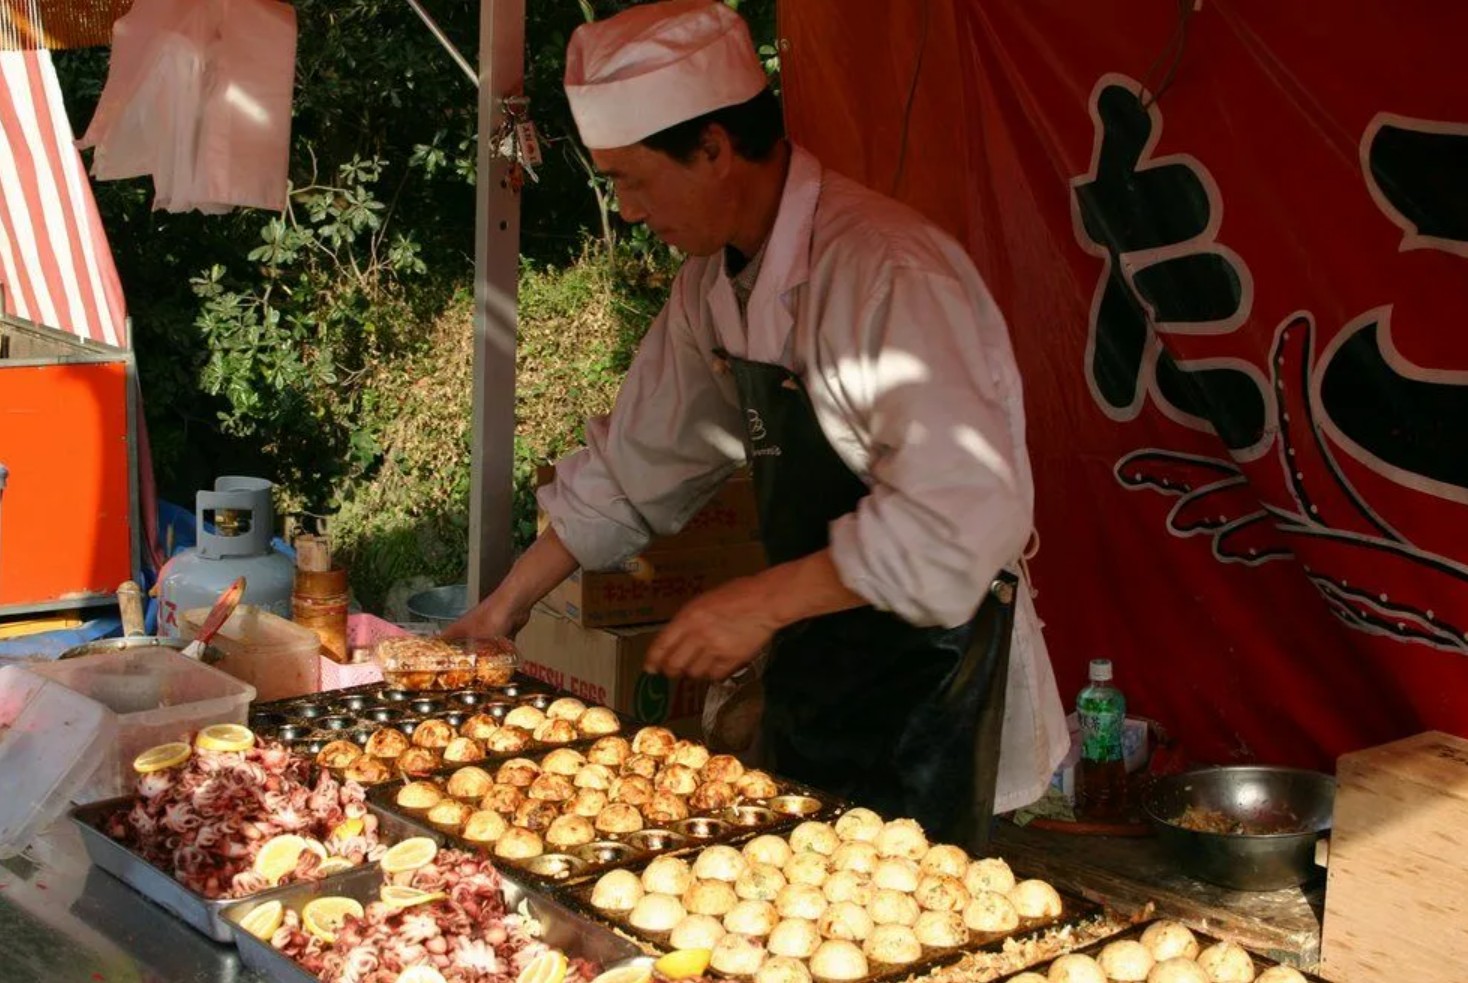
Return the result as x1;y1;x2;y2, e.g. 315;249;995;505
718;348;1018;850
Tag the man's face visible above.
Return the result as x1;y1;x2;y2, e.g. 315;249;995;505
592;137;734;257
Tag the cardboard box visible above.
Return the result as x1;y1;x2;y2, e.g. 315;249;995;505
1321;731;1468;983
515;603;707;737
537;467;762;551
547;540;769;629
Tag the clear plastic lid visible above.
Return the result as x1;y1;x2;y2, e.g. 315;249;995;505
372;635;518;691
0;665;115;858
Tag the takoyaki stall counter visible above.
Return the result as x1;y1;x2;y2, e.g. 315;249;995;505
0;661;1363;983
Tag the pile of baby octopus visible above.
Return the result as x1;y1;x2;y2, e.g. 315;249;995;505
272;850;602;983
103;738;383;898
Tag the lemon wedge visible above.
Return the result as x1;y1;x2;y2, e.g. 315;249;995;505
133;742;192;774
316;856;355;876
591;965;653;983
380;837;438;875
653;950;712;980
302;895;364;944
380;885;448;908
330;817;365;842
253;834;309;885
235;899;284;941
517;950;568;983
195;724;256;753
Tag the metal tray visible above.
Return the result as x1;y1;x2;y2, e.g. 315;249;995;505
563;853;1103;983
69;862;245;982
995;920;1329;981
224;861;650;983
367;761;844;891
69;797;446;943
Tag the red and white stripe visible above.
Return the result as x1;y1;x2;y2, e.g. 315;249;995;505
0;48;127;347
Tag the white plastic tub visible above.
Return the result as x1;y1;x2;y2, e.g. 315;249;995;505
0;665;114;857
30;647;254;802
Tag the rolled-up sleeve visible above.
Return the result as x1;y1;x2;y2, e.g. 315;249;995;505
537;269;746;572
826;264;1033;628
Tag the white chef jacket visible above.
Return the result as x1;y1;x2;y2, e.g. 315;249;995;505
540;144;1068;813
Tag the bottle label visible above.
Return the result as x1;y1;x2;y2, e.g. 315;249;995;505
1079;707;1124;762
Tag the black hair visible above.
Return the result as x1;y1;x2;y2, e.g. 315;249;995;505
640;87;785;164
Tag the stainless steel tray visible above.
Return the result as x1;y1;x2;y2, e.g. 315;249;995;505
69;797;446;943
70;862;245;982
224;862;650;983
995;920;1329;982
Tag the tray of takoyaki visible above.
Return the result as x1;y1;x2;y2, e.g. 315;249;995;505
250;683;627;787
368;724;844;890
564;808;1102;983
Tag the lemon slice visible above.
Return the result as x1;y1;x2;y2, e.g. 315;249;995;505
380;837;438;875
195;724;256;753
591;965;653;983
517;950;568;983
316;857;356;876
396;967;449;983
235;899;284;941
254;835;309;885
302;895;364;944
653;950;712;981
380;885;448;908
330;817;365;842
133;742;192;774
302;838;330;861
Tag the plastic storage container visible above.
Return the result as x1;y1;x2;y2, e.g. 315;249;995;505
30;647;255;801
0;665;115;857
180;603;320;701
373;635;517;691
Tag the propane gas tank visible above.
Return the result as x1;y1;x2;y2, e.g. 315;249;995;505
157;477;295;636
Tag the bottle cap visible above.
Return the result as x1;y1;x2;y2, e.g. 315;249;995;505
1088;658;1113;682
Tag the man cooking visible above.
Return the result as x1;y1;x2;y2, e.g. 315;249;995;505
448;0;1067;846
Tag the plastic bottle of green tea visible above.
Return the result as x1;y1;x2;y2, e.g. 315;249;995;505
1076;658;1128;821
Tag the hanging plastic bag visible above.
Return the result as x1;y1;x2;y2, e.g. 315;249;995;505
78;0;296;214
702;650;769;761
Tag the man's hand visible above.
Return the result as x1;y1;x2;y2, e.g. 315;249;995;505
442;596;528;641
647;549;868;681
645;575;782;681
441;527;581;641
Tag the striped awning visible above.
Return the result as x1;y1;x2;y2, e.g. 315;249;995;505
1;1;133;51
0;47;128;346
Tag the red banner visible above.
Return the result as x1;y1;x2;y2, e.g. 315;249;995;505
784;1;1468;768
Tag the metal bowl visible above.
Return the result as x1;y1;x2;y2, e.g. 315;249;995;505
1142;766;1334;891
58;635;224;665
407;584;469;631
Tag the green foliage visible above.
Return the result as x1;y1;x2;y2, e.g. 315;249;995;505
186;152;440;507
331;248;675;610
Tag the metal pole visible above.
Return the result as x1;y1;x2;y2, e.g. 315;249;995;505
467;0;524;602
404;0;479;87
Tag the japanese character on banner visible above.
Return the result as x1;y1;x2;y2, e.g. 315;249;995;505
1072;75;1468;655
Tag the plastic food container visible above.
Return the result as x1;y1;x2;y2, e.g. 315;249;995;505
180;603;321;701
372;635;517;691
29;647;255;801
0;665;115;857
